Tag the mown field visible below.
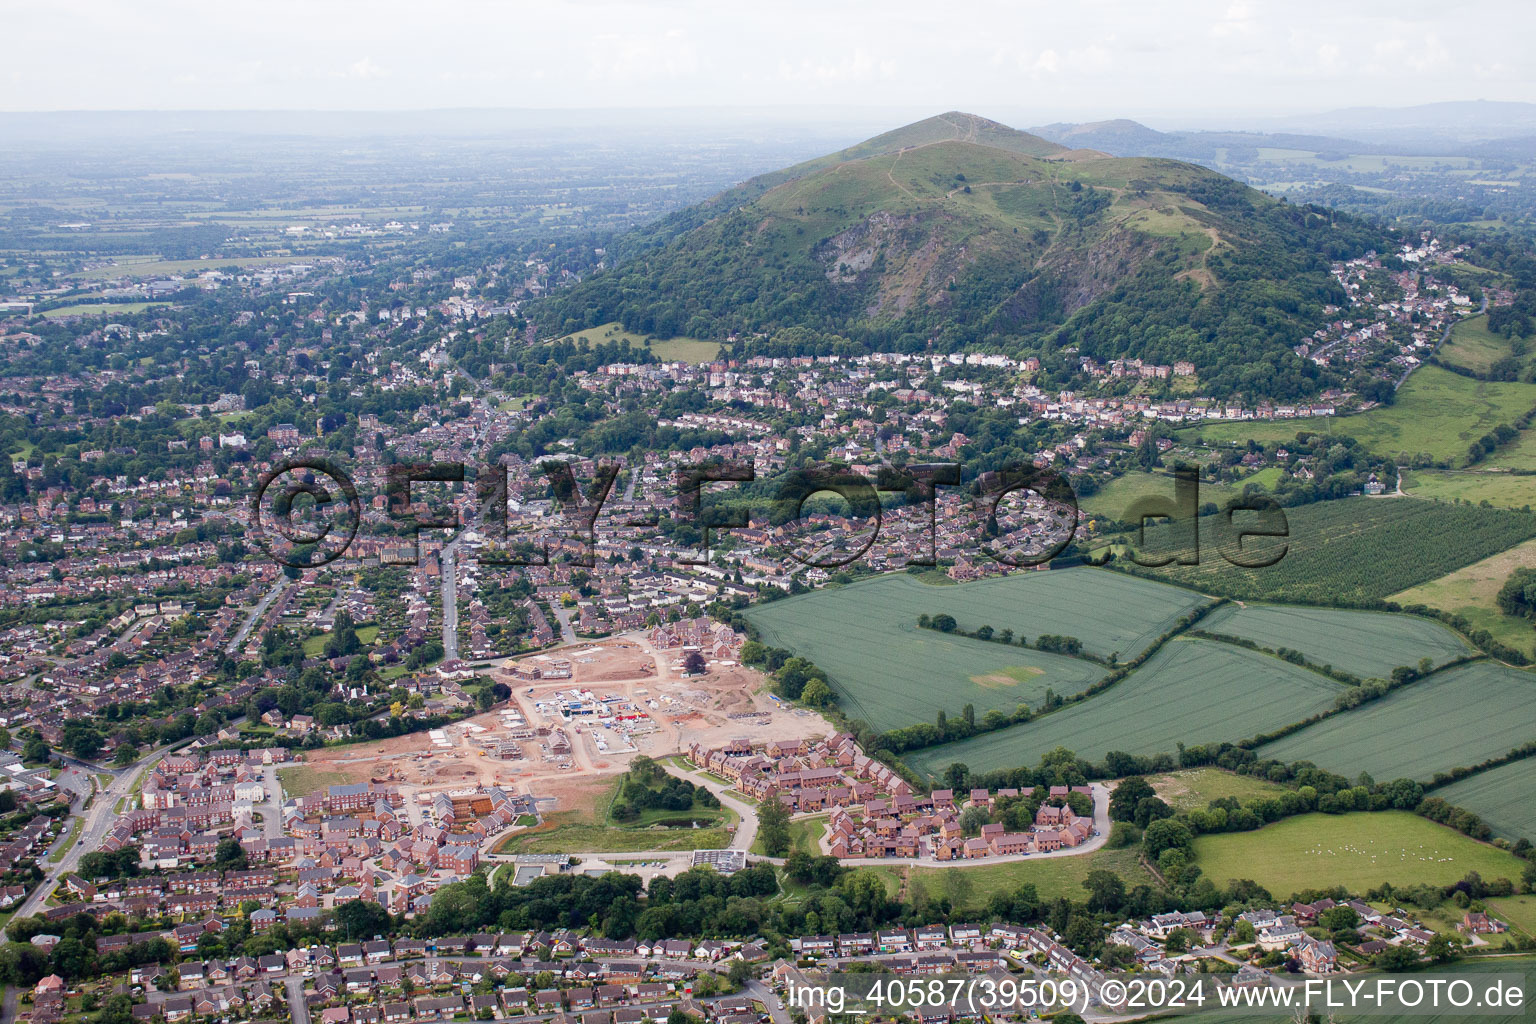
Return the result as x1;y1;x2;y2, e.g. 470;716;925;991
1259;661;1536;781
1435;758;1536;841
1148;766;1294;812
744;570;1210;731
904;637;1343;776
1193;811;1529;897
1198;602;1471;679
1181;366;1536;467
1392;536;1536;659
1121;497;1536;604
898;846;1155;908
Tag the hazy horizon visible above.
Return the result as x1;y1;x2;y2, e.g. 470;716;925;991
7;0;1535;119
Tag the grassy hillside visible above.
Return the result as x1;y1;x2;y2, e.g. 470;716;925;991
532;112;1390;400
1182;365;1536;466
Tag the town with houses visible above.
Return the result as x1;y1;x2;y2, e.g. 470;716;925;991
0;211;1524;1024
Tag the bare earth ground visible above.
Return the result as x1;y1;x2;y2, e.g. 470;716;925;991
300;631;835;823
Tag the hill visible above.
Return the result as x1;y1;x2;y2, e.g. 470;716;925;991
533;112;1391;399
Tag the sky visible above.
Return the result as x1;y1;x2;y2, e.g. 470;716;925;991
5;0;1535;121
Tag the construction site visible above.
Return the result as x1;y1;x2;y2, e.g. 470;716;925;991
296;630;835;832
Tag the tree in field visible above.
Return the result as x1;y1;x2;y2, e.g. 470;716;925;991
682;651;707;675
758;794;792;857
800;678;834;707
1142;818;1194;860
1109;776;1155;822
1083;869;1125;912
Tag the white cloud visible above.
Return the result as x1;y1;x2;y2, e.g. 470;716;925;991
342;57;388;80
777;49;897;84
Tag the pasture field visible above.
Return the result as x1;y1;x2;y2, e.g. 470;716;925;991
1438;313;1531;377
1402;469;1536;509
1485;428;1536;471
1487;897;1536;939
1192;811;1528;897
1391;536;1536;659
1198;603;1471;679
744;575;1113;731
1434;758;1536;841
1147;766;1293;812
1079;470;1247;522
1182;366;1536;467
1259;661;1536;781
553;322;723;363
1122;497;1536;604
904;637;1343;776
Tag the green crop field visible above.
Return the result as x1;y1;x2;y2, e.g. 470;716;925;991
1182;367;1536;467
1193;811;1529;897
1259;661;1536;781
1392;536;1536;660
743;569;1210;731
1402;469;1536;509
1121;497;1536;604
904;637;1343;776
1148;766;1294;812
744;573;1117;731
1198;603;1471;679
1435;758;1536;841
754;567;1207;661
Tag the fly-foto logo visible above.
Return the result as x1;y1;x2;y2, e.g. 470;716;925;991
249;457;1288;571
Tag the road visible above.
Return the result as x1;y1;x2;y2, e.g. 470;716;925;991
663;761;759;852
496;780;1115;871
0;741;179;940
284;977;310;1024
1398;293;1488;389
258;764;284;839
228;577;288;655
550;602;578;644
441;538;460;662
